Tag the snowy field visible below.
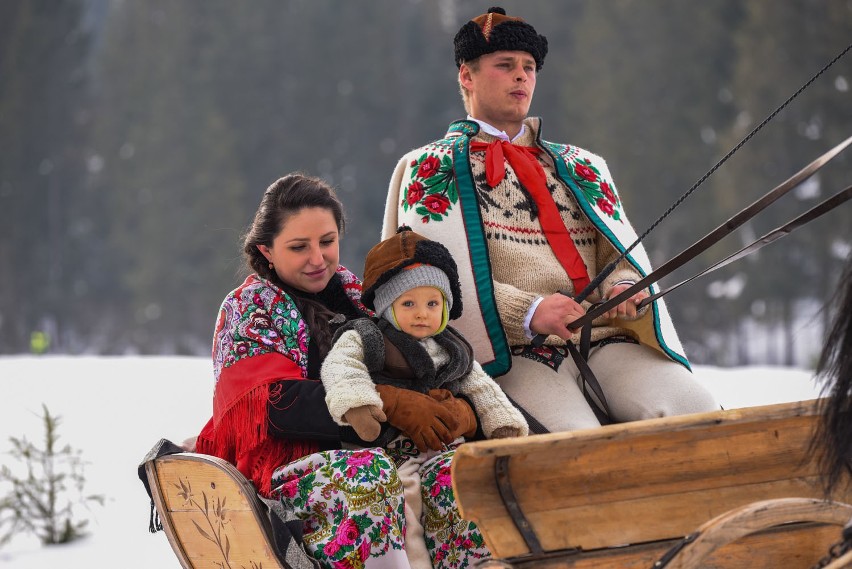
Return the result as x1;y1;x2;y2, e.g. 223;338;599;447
0;356;824;568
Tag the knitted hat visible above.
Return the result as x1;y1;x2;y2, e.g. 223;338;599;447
374;265;453;332
362;226;463;320
454;6;548;71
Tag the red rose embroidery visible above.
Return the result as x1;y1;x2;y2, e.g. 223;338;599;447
333;559;356;569
421;216;430;223
596;197;615;216
410;159;417;167
323;539;341;557
601;181;617;204
436;466;452;488
249;311;272;330
423;194;450;214
336;518;360;546
406;181;425;206
279;480;299;499
574;162;598;182
416;155;441;178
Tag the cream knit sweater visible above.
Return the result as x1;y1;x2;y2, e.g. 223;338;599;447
469;122;644;347
321;328;529;439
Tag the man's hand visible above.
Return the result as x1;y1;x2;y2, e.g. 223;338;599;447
529;293;586;340
603;283;648;320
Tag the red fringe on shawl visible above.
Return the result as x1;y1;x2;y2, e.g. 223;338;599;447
196;352;319;497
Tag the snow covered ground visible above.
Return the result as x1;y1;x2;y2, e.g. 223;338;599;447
0;356;824;568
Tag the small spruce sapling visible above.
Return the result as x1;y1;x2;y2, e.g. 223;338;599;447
0;404;105;547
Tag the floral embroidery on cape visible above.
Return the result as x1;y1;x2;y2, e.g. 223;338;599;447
563;153;624;222
402;151;458;223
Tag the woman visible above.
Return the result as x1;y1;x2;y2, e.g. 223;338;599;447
195;174;489;569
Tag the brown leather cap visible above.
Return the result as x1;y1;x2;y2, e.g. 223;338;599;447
361;226;463;320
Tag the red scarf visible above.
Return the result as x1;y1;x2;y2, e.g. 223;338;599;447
196;352;318;497
470;139;591;293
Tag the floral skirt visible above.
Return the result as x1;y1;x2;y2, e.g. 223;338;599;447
270;444;489;568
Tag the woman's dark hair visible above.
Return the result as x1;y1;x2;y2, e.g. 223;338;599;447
812;256;852;494
243;173;346;356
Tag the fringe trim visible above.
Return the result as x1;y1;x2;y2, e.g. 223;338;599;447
148;500;163;533
199;382;318;497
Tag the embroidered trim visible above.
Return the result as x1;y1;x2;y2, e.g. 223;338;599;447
512;344;567;372
482;12;494;41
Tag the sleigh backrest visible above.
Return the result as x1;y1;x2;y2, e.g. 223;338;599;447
145;452;286;569
452;399;852;568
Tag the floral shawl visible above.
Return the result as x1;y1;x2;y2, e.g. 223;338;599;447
196;266;365;496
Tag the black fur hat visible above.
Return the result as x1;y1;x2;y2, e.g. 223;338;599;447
454;6;548;71
362;226;463;320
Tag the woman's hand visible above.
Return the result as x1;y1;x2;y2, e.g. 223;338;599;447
375;384;460;452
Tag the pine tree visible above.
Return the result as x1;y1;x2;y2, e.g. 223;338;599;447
0;405;104;546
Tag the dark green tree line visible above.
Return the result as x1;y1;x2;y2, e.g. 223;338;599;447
0;0;94;353
0;0;849;364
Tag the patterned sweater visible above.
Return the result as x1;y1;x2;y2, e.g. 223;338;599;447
383;117;689;377
466;124;642;347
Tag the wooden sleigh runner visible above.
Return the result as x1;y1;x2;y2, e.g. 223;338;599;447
140;442;319;569
141;399;852;569
452;398;852;568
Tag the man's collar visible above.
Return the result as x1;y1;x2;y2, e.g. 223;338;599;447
467;116;527;143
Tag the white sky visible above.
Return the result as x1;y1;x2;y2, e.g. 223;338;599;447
0;356;823;568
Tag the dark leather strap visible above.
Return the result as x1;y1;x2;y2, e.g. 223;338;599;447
637;183;852;311
563;135;852;334
567;317;612;423
505;394;551;435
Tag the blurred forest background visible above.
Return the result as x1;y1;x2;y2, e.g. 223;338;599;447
1;0;850;366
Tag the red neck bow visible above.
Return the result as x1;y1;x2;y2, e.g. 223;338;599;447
470;139;591;293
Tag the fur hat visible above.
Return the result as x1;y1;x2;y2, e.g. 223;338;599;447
362;226;463;320
454;6;548;71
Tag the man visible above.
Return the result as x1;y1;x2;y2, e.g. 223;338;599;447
383;7;717;432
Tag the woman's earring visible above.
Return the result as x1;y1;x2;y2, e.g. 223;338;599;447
268;262;274;270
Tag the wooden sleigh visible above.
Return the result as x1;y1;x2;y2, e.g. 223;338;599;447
144;398;852;569
452;398;852;568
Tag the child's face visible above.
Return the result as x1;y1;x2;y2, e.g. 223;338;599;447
391;286;444;339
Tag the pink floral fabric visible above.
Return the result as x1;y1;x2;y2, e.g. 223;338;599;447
271;446;489;568
271;448;406;568
419;450;489;568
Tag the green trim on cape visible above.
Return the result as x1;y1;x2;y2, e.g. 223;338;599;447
450;123;512;377
540;139;690;369
443;119;690;371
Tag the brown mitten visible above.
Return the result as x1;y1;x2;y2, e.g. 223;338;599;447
490;426;522;439
343;405;386;442
375;384;460;452
428;389;478;440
